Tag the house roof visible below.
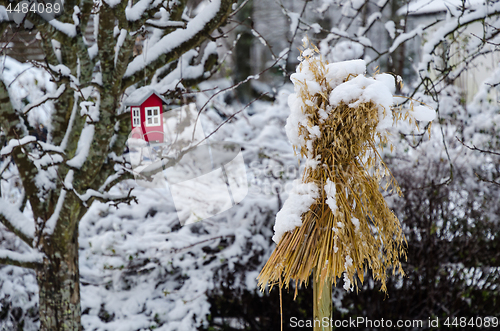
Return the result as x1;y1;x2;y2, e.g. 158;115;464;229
398;0;481;16
124;87;168;106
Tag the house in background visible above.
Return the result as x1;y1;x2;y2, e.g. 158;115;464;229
125;90;168;143
399;0;500;102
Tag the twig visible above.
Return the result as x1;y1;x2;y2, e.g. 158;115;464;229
456;136;500;157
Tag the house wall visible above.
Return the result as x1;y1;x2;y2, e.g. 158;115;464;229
406;12;500;103
1;18;96;62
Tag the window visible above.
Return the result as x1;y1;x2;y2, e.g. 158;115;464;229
145;106;161;127
131;107;141;127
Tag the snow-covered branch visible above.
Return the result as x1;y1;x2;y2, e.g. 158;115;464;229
76;187;137;207
22;84;66;114
125;0;156;22
0;249;43;269
0;199;35;247
0;136;37;157
121;0;235;87
42;170;74;236
0;80;44;218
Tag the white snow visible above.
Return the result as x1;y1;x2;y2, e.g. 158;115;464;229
389;25;423;53
398;0;484;16
324;179;338;214
42;188;67;236
288;12;300;33
60;92;80;150
0;249;44;264
328;73;395;131
385;20;396;39
412;105;436;122
0;136;36;156
0;0;497;328
66;124;95;169
276;54;399;243
418;1;500;74
124;0;223;78
125;0;154;21
104;0;122;7
22;84;66;114
343;255;354;290
114;29;128;66
48;20;77;38
0;199;35;240
351;217;360;231
325;59;366;87
272;180;319;243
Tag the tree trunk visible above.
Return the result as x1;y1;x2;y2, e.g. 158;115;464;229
36;228;82;331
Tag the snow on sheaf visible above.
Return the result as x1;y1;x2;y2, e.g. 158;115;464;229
305;155;321;170
325;59;366;88
343;272;352;291
285;59;367;149
272;179;319;243
343;255;354;290
324;178;337;214
278;57;398;242
285;93;309;148
328;73;395;131
351;217;360;232
412;105;436;122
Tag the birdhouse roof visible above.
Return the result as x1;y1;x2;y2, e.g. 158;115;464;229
124;88;168;106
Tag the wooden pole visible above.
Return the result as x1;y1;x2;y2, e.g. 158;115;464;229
313;268;332;331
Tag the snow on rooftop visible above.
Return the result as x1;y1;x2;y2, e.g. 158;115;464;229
398;0;483;16
124;87;168;106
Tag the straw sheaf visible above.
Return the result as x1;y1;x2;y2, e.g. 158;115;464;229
258;47;408;298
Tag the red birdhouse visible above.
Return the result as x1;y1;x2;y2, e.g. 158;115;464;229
125;90;168;143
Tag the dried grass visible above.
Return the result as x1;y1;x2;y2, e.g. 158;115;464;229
258;45;409;298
